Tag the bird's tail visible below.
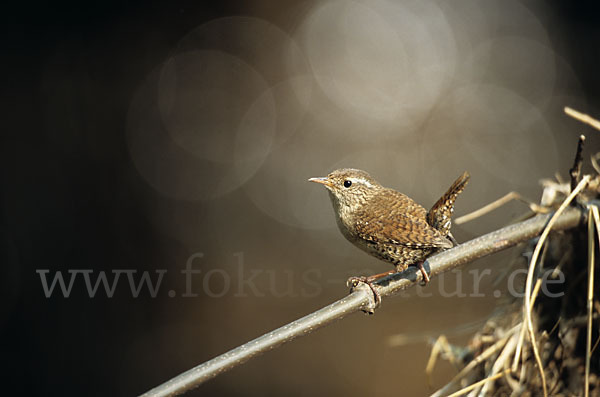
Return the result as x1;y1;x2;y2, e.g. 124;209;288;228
427;171;470;239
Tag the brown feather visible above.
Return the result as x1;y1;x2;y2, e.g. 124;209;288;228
427;171;470;237
353;189;452;249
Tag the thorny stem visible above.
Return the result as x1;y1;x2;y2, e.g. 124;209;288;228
140;206;585;397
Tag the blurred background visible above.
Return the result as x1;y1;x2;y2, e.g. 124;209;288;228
3;0;600;395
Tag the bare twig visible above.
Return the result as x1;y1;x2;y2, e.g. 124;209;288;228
586;205;600;397
430;324;520;397
565;107;600;132
141;207;584;397
455;192;548;225
425;335;457;387
570;135;586;192
389;319;483;347
479;331;519;395
512;320;527;373
445;369;510;397
512;244;549;372
522;175;591;397
591;152;600;175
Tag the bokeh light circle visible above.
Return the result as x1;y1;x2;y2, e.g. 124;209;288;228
127;50;276;200
296;0;458;130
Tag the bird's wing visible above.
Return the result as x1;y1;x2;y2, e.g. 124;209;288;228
354;214;453;248
354;190;453;249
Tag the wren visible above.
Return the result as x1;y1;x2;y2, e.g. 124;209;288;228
309;169;469;304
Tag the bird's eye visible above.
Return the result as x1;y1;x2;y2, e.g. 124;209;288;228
343;180;352;188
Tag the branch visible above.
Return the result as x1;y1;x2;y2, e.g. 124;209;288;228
565;107;600;132
140;207;584;397
570;135;585;192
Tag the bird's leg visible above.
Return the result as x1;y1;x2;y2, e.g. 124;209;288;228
354;269;397;284
347;270;396;307
416;261;431;284
394;262;430;285
447;232;459;247
348;262;432;306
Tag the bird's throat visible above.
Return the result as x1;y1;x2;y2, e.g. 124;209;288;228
328;191;358;241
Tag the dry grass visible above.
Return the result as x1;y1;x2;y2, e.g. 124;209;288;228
427;122;600;396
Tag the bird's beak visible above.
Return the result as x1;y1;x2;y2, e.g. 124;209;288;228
308;177;333;188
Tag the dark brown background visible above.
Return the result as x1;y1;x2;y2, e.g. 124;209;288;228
3;0;600;395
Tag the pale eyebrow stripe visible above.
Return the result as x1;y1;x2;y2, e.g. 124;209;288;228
351;177;375;188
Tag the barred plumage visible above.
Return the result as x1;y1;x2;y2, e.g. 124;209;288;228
427;171;470;241
310;169;469;276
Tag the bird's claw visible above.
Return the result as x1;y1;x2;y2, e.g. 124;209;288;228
347;276;381;313
417;262;431;286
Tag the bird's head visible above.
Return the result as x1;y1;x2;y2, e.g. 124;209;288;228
309;168;382;211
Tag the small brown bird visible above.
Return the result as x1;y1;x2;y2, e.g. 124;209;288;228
309;169;469;303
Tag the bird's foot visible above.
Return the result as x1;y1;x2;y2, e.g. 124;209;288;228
347;270;396;312
347;276;381;313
